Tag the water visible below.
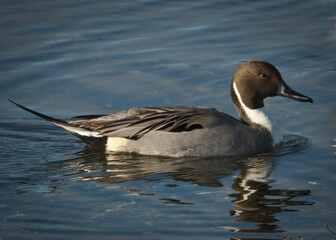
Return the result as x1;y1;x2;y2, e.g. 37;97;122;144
0;0;335;239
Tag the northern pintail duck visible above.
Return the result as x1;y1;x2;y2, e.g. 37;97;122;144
10;61;313;157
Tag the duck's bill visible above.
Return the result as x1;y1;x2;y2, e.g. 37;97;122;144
277;83;313;103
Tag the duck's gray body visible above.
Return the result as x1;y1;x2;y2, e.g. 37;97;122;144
80;107;272;157
10;61;313;157
119;123;272;157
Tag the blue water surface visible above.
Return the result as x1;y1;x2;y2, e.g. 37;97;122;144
0;0;335;239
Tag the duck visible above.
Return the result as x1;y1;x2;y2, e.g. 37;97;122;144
10;61;313;157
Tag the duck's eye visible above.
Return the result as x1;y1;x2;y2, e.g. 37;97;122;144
260;73;268;78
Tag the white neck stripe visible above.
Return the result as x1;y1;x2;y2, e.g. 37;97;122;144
233;82;272;131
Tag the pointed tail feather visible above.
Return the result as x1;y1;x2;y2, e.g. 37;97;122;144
9;99;68;125
9;100;104;145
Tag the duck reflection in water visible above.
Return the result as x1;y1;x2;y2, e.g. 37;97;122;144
229;157;312;234
62;135;313;234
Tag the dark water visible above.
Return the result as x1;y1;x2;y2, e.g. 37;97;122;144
1;0;335;239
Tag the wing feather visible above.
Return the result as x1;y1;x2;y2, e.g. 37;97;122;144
10;100;240;142
66;107;234;140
